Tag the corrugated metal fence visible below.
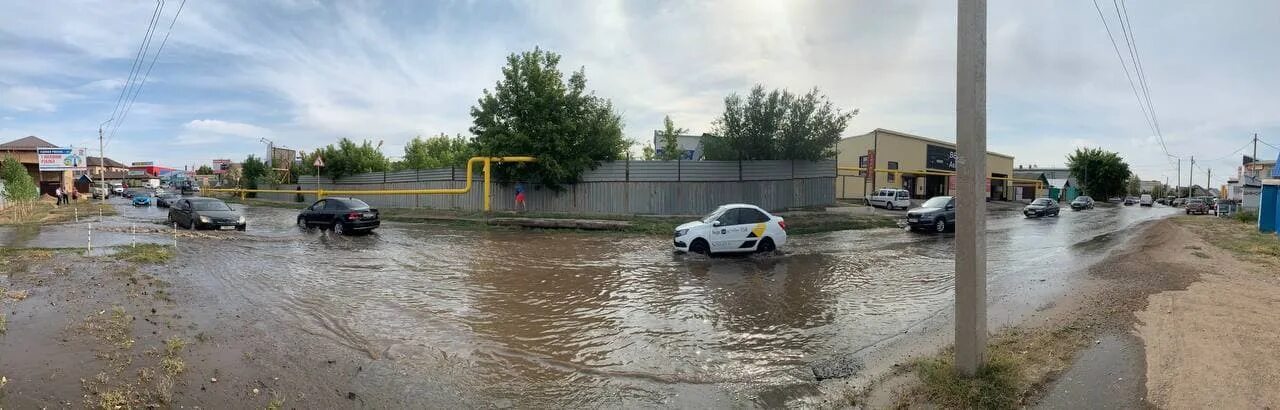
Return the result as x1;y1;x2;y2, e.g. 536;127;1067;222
257;160;835;215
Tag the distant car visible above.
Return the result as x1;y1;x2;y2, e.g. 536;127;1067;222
131;194;151;207
168;197;245;231
1185;198;1210;215
867;188;911;210
906;196;955;233
1172;198;1186;207
1140;194;1154;207
1124;197;1137;206
92;186;109;199
1070;196;1095;210
1023;198;1060;218
673;204;787;254
296;197;381;235
155;193;181;208
110;183;124;195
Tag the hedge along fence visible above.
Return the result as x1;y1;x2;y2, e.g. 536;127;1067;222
260;159;836;215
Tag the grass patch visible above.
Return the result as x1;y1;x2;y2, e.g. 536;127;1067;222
0;311;7;335
0;200;117;225
0;247;55;274
112;244;174;264
1175;216;1280;269
912;350;1023;409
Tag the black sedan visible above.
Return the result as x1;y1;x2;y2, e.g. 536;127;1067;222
1070;196;1095;210
1023;198;1060;218
297;197;380;235
155;193;181;208
167;197;245;231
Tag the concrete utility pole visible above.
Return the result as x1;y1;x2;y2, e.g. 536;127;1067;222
1176;158;1181;197
955;0;988;376
1252;133;1259;178
1207;168;1212;195
1188;156;1195;197
98;119;111;202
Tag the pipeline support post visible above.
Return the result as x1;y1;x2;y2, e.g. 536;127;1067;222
483;158;492;212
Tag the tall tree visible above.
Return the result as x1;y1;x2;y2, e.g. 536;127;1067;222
195;165;214;175
701;85;857;161
1126;174;1142;196
641;143;655;161
240;155;269;195
470;47;627;189
315;138;390;180
395;134;473;170
1065;148;1132;199
0;156;38;201
657;115;688;161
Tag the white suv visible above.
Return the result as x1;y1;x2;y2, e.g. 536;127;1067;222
673;204;787;254
868;188;911;210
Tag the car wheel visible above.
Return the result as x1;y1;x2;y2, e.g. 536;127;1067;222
297;216;308;230
188;219;197;230
757;237;776;253
333;220;346;235
689;238;710;255
934;218;947;233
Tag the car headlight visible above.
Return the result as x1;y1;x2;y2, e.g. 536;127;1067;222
199;216;211;223
674;229;688;237
237;216;246;223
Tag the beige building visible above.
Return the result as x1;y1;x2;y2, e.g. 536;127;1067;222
836;128;1018;200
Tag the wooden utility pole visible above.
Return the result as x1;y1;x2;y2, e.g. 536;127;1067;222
955;0;988;376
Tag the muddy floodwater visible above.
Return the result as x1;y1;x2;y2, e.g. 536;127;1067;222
0;199;1176;407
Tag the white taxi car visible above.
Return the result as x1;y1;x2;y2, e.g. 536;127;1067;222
673;204;787;254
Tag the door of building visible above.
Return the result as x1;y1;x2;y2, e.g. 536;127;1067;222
925;175;947;198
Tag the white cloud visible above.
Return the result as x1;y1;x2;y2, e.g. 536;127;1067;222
175;119;272;145
0;85;67;112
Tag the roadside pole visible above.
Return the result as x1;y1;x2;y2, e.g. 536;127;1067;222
955;0;988;376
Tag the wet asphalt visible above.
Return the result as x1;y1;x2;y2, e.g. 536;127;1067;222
0;198;1178;407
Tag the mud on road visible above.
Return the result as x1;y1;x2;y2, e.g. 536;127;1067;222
1;199;1179;408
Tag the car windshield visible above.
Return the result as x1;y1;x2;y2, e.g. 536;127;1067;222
1032;198;1052;205
191;201;232;211
921;197;952;208
701;207;726;223
1188;199;1203;204
1074;197;1090;203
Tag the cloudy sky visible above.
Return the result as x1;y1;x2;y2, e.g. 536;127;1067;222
2;0;1277;187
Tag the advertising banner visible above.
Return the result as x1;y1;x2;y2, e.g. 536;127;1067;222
212;159;231;174
925;144;957;171
37;147;88;171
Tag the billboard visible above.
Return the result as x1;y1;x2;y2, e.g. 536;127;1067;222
269;147;296;169
131;161;154;166
37;147;88;171
212;159;231;174
925;144;957;171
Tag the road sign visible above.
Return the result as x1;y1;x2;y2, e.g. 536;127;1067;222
313;156;325;167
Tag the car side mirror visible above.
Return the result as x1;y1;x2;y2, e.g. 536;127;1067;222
946;205;954;210
712;220;722;227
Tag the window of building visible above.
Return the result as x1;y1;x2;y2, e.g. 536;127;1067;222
858;156;867;176
887;161;899;182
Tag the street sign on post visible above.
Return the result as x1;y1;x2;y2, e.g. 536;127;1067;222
313;157;325;168
312;156;325;198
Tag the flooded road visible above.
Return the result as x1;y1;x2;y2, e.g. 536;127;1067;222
2;199;1177;407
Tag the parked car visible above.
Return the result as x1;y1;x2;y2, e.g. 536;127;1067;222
1124;197;1137;206
168;198;245;231
1070;196;1095;210
906;196;955;233
1023;198;1060;218
92;186;109;199
867;188;911;210
673;204;787;254
110;183;124;195
155;193;181;208
131;194;151;207
1140;194;1154;207
1185;198;1211;215
1172;198;1187;207
296;197;381;235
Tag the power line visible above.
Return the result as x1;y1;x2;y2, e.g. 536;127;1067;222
108;0;187;147
106;0;164;125
1090;0;1172;159
1116;0;1163;142
1203;139;1255;162
1259;139;1280;152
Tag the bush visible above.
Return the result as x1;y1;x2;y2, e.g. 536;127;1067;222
0;156;38;201
1235;211;1258;223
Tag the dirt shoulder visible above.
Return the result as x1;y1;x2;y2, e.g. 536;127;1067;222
855;216;1221;408
1134;216;1280;408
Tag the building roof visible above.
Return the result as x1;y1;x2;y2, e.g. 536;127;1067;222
856;128;1015;159
86;156;127;168
1013;170;1045;180
0;136;57;150
1047;178;1070;189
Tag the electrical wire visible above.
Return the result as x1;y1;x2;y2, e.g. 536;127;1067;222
108;0;187;147
106;0;164;126
1116;0;1163;141
1091;0;1174;162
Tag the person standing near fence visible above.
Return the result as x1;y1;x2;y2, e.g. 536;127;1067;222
55;186;64;206
515;182;527;212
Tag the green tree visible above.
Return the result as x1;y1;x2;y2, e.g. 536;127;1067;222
1066;148;1132;199
701;85;857;161
315;138;390;180
470;47;627;189
1151;183;1167;198
195;165;214;175
240;155;268;197
395;134;473;170
657;115;688;161
641;143;655;161
1126;174;1142;196
0;156;38;201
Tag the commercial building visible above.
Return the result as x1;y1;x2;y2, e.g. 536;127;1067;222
0;136;74;196
1013;167;1079;201
836;128;1019;200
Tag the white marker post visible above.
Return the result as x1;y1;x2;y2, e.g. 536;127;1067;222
955;0;988;376
131;223;136;248
173;222;178;249
87;223;93;254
